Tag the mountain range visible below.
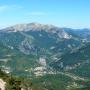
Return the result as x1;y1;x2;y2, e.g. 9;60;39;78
0;22;90;90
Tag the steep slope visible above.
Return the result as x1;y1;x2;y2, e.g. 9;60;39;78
0;42;39;76
51;43;90;77
0;23;90;77
0;79;6;90
0;23;86;56
0;23;90;90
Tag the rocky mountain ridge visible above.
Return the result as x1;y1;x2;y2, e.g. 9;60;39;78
0;22;90;90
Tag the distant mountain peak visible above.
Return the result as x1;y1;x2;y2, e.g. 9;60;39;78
2;22;57;32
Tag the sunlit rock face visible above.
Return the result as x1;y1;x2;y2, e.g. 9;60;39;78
39;56;46;66
0;22;90;78
0;79;6;90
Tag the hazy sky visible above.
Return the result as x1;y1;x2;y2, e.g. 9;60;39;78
0;0;90;29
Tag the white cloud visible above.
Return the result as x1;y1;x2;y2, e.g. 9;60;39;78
28;12;47;16
0;5;23;12
11;5;23;9
0;5;9;12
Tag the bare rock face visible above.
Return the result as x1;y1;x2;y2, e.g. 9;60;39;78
3;22;57;32
39;56;46;66
0;79;6;90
